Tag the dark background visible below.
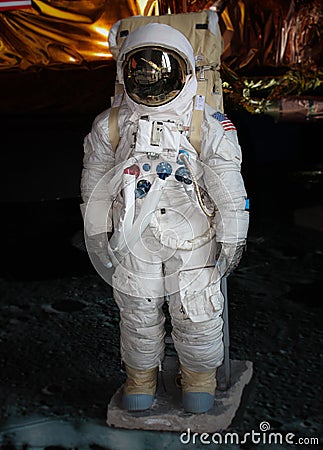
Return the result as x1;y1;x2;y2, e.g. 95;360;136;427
0;64;322;281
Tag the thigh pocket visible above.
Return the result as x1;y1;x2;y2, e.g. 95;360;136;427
178;267;223;323
112;265;163;300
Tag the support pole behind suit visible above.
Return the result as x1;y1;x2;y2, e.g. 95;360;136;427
221;276;231;389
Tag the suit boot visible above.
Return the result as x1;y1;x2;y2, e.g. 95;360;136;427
180;365;216;413
122;365;158;411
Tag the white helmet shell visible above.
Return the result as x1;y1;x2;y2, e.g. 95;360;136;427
115;23;197;117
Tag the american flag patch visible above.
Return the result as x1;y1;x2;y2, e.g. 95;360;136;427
0;0;32;11
212;112;236;132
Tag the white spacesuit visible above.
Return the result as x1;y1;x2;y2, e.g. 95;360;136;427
80;18;249;414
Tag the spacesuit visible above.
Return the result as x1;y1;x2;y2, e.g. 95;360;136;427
80;19;249;414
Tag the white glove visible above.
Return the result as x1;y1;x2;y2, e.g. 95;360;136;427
215;240;246;276
86;232;113;268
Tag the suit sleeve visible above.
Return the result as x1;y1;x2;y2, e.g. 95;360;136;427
201;113;249;244
80;109;116;235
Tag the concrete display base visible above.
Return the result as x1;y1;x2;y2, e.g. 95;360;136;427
107;357;253;433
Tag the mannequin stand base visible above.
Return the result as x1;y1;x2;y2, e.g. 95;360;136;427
107;357;253;433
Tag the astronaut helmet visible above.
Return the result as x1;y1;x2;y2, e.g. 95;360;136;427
116;23;197;113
